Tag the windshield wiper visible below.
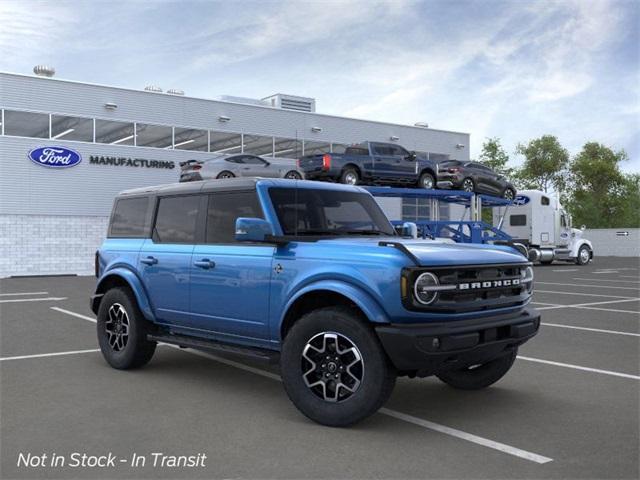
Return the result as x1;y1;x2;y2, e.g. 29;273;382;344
294;230;342;236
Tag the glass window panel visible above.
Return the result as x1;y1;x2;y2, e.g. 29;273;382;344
331;143;347;154
210;131;243;154
95;119;135;145
173;127;208;151
154;195;201;244
273;137;302;158
303;140;331;156
4;110;49;138
109;197;150;238
206;192;264;244
51;114;93;142
428;153;450;163
136;123;172;148
243;134;274;156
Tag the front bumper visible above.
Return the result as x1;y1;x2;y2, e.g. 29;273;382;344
375;308;540;375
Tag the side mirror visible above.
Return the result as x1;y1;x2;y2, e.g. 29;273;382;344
581;225;586;231
235;217;272;243
407;151;417;161
402;222;418;238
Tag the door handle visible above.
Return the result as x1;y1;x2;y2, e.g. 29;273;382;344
194;259;216;269
141;256;158;265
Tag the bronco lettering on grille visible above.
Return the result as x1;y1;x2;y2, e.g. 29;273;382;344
458;278;521;290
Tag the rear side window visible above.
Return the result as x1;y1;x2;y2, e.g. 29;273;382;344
206;192;263;244
345;147;369;156
510;215;527;226
541;196;550;205
154;195;200;244
110;197;149;238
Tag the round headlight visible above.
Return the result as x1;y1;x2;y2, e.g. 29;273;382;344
414;272;440;305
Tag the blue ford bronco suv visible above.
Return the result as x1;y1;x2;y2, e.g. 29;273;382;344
92;178;540;427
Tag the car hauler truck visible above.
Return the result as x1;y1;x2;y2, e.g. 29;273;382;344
492;190;593;265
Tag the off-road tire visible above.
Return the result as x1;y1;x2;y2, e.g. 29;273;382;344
339;168;359;185
418;172;435;189
97;288;156;370
280;306;396;427
435;349;517;390
216;171;235;179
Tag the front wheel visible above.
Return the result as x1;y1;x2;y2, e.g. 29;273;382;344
418;172;435;189
503;188;516;200
576;245;591;265
284;170;302;180
280;306;396;427
436;349;517;390
97;288;156;370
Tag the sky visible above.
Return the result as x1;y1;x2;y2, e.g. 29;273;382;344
1;0;638;172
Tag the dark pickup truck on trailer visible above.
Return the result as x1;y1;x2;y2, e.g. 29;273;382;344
298;141;439;189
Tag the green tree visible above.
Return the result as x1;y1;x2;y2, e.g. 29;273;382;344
479;137;513;176
565;142;638;228
515;135;569;193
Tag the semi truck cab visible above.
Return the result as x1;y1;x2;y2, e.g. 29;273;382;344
493;189;593;265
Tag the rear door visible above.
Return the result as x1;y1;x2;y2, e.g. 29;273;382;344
189;191;274;344
138;194;204;326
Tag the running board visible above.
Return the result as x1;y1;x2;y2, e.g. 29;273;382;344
147;333;280;364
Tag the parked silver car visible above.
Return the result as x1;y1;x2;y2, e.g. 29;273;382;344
179;154;304;182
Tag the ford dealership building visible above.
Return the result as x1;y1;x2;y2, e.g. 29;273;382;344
0;70;470;277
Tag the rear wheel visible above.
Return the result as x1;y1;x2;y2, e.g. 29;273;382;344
462;178;475;192
97;288;156;370
216;171;235;179
576;245;591;265
280;306;396;427
340;168;359;186
418;172;435;189
436;349;517;390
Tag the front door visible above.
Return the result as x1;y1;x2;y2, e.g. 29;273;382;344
138;194;203;326
189;191;274;345
240;155;277;177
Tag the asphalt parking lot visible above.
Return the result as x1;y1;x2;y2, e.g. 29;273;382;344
1;256;638;479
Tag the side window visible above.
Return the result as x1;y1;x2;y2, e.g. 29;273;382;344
206;192;264;244
390;145;410;157
226;156;243;164
372;144;391;155
242;156;266;165
541;196;550;206
110;197;150;238
154;195;201;244
561;215;567;227
510;215;527;226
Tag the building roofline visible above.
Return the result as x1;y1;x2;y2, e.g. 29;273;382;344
0;71;470;137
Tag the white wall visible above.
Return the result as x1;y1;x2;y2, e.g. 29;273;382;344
584;228;640;257
0;215;107;277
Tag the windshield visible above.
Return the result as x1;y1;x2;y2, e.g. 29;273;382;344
268;188;396;237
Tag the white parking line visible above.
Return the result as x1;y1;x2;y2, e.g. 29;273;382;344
535;290;635;299
178;346;552;464
541;322;640;337
0;291;49;296
620;275;640;279
379;408;553;464
593;271;619;274
0;297;67;304
551;269;579;272
535;298;640;311
536;282;640;291
51;307;96;323
517;356;639;380
573;278;640;284
0;349;100;362
48;308;553;464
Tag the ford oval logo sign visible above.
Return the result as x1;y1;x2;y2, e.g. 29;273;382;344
28;146;82;168
513;195;530;206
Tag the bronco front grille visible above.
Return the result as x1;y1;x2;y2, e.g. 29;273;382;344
402;263;532;313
